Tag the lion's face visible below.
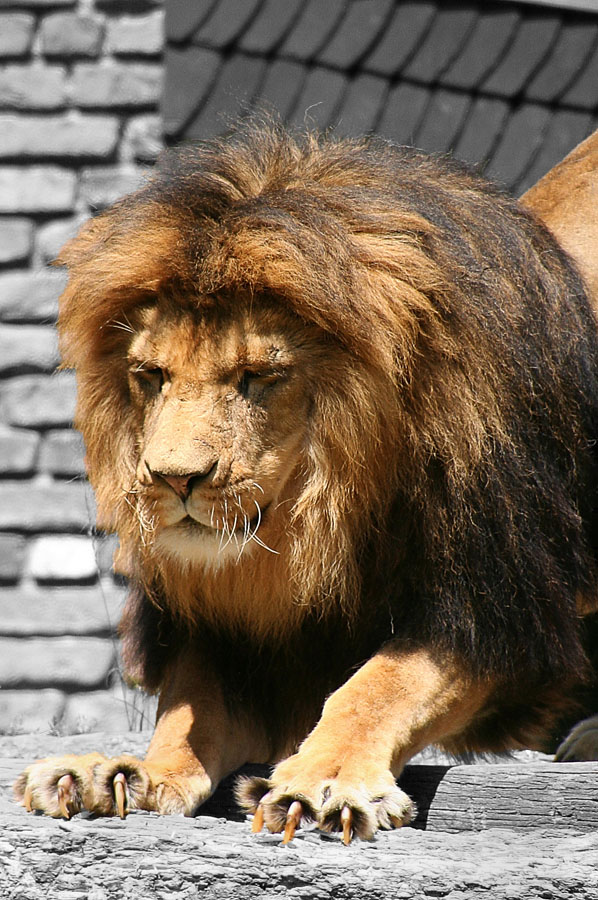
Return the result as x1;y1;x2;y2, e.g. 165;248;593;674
125;296;323;566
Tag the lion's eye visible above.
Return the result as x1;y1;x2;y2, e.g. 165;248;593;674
130;366;165;392
237;369;279;397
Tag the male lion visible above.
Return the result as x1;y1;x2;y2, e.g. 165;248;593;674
16;121;598;843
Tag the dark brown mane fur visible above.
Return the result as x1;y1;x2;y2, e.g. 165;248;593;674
57;120;598;754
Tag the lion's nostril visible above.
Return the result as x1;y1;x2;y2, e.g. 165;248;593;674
151;461;219;501
160;473;194;501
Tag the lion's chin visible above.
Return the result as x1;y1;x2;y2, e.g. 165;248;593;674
153;516;261;569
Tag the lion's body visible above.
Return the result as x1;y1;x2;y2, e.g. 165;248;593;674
16;122;598;837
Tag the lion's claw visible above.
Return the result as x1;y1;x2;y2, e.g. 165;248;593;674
57;774;76;819
340;805;353;845
282;800;303;844
23;782;33;813
113;772;128;819
251;803;265;833
238;768;413;844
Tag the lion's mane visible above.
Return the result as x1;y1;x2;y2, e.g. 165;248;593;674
57;120;598;751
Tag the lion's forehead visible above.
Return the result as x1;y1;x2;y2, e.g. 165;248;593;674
127;297;318;379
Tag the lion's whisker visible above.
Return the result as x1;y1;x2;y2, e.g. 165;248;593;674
220;515;239;552
108;316;135;334
250;533;279;555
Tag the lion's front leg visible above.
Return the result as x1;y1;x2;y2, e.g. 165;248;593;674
15;648;267;819
239;645;490;843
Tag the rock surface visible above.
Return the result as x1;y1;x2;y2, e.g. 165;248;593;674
1;733;597;899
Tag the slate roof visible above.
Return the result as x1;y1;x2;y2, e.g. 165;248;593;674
163;0;598;193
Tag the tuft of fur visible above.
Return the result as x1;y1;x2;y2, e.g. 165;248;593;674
57;119;598;753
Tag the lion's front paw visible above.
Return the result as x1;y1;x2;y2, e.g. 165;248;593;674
236;754;414;844
14;754;210;819
14;753;108;819
556;714;598;761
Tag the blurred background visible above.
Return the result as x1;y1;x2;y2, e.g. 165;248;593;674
1;0;597;736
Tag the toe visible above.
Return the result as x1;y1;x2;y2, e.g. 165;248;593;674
320;784;414;841
91;757;153;815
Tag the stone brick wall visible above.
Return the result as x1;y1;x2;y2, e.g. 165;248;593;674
0;0;164;735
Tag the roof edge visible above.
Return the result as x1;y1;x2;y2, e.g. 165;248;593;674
500;0;598;12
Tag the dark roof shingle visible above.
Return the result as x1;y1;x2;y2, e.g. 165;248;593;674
165;0;598;193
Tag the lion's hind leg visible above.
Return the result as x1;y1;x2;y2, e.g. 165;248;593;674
556;714;598;761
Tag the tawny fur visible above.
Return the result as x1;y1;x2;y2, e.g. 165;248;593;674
14;122;598;833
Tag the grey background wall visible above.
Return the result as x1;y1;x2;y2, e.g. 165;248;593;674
1;0;597;736
0;0;164;735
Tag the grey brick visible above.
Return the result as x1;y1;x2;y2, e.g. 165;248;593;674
0;65;67;109
99;0;161;7
0;636;116;688
0;218;33;264
64;686;156;734
28;534;98;583
79;165;147;209
39;428;86;477
0;371;76;428
40;12;104;58
0;0;75;6
0;167;76;214
0;269;65;322
0;532;27;582
106;10;164;56
95;532;119;576
71;62;162;108
0;583;125;636
0;324;59;374
37;215;89;265
122;114;164;162
0;426;39;475
0;13;35;58
0;480;94;532
0;689;65;735
0;114;120;160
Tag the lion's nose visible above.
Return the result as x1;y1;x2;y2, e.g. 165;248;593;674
160;473;194;501
153;462;218;501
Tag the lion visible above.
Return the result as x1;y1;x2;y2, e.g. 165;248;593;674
15;120;598;843
521;130;598;763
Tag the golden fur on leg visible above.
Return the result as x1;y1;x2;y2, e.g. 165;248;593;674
237;647;490;839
